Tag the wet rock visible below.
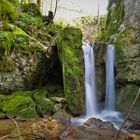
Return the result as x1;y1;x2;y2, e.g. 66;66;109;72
94;42;107;100
52;110;71;124
83;118;117;133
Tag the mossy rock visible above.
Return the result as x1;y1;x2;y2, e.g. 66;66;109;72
97;1;125;42
2;95;37;118
32;89;55;116
0;23;48;92
117;84;140;118
12;88;55;116
57;27;84;115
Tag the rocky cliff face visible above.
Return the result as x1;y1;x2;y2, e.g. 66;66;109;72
100;0;140;117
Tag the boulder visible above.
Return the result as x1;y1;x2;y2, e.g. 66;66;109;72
0;24;48;93
2;95;37;118
83;117;117;133
52;110;71;124
57;27;84;115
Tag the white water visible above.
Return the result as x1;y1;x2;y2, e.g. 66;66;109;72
100;44;123;128
71;43;98;125
105;45;115;111
71;43;123;128
82;43;97;116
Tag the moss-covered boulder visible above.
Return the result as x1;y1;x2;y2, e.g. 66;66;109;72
0;88;59;118
116;84;140;119
32;89;55;116
0;23;48;93
57;27;84;115
2;95;37;118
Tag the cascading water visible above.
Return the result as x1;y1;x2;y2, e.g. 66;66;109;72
100;44;122;128
105;45;115;111
71;43;122;127
82;43;97;116
71;43;98;125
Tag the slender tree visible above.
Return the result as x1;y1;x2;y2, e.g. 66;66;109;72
37;0;41;7
97;0;100;34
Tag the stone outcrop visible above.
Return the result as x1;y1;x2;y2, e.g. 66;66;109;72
0;22;60;93
57;27;84;115
99;0;140;117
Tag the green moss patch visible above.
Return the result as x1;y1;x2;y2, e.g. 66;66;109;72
97;2;125;42
0;88;57;118
2;95;37;118
57;27;84;115
0;0;18;22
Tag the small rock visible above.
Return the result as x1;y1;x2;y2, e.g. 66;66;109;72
52;110;71;124
126;134;138;140
84;117;116;133
47;118;59;130
50;97;66;103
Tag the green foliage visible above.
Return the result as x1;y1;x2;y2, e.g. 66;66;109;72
8;0;19;5
18;13;45;32
0;24;30;72
72;16;97;28
97;2;125;42
0;0;18;22
21;3;42;17
2;95;37;118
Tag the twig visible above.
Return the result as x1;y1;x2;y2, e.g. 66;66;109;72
0;133;43;140
114;88;140;139
11;118;22;140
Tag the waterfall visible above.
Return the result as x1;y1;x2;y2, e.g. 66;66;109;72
105;45;115;111
82;43;97;116
72;43;122;127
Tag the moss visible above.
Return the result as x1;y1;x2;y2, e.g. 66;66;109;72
97;2;125;42
57;27;84;115
117;85;140;118
11;89;55;116
114;27;140;81
21;3;42;17
2;95;37;118
0;23;45;73
0;0;18;22
32;89;55;116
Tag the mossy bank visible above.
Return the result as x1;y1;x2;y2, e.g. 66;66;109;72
0;1;84;118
